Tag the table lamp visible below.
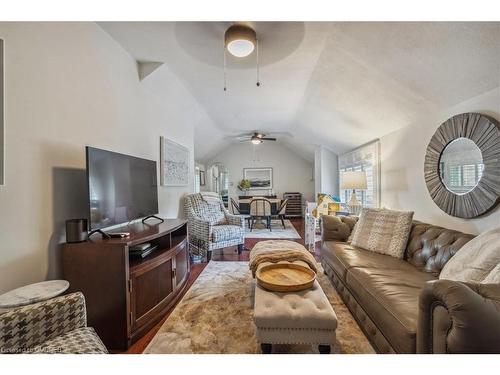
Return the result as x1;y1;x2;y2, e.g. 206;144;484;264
340;171;367;215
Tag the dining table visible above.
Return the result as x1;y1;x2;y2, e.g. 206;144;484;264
238;198;283;215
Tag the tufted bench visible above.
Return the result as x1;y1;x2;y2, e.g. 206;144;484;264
253;260;338;354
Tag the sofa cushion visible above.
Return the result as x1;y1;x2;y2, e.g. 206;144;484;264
29;327;108;354
321;241;425;283
211;225;243;243
346;266;435;353
351;208;414;259
439;227;500;283
406;222;475;276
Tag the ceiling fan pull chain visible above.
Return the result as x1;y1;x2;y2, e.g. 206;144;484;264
223;40;227;91
256;38;260;87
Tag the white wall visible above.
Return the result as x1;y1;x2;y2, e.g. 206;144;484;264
314;146;339;198
0;22;214;293
205;142;314;201
380;87;500;235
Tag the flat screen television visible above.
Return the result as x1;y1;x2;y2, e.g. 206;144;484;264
86;146;159;231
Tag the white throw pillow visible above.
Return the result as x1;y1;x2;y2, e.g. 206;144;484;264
351;208;414;259
439;227;500;284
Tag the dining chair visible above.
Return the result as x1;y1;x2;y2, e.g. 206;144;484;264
249;198;272;231
272;199;288;229
231;197;251;227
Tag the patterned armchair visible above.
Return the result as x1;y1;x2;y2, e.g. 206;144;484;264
185;192;245;261
0;292;107;354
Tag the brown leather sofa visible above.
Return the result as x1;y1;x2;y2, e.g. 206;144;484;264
320;215;500;354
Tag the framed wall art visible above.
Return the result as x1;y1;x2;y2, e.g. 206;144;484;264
160;136;189;186
243;167;273;190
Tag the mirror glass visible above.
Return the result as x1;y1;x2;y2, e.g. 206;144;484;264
439;137;484;195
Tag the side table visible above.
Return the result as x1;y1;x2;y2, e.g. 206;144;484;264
0;280;70;311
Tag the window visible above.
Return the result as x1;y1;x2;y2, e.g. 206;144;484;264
446;163;484;192
339;140;380;208
462;164;476;187
449;165;461;187
194;167;200;193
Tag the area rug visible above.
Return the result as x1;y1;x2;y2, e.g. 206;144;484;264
144;261;374;354
244;219;301;239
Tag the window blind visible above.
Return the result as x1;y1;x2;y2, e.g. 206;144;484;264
338;139;380;208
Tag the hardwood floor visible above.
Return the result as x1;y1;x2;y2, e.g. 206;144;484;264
124;217;320;354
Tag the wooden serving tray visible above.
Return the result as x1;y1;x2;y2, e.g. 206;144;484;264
256;263;316;292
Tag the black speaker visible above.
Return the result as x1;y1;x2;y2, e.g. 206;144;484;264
66;219;88;243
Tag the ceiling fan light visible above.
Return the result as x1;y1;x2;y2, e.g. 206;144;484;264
251;138;263;145
225;24;257;58
227;39;254;57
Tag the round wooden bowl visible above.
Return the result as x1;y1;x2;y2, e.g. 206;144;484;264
256;263;316;292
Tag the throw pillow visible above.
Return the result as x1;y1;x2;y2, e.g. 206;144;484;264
191;193;227;225
351;208;414;259
439;227;500;284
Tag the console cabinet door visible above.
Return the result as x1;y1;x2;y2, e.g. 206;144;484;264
174;240;189;288
130;256;175;332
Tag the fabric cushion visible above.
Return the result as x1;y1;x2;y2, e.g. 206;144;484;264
211;225;243;242
191;193;227;225
351;208;413;259
439;227;500;283
29;327;108;354
201;192;222;206
346;266;435;353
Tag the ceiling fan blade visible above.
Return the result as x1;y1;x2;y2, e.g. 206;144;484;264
261;137;277;141
235;136;252;141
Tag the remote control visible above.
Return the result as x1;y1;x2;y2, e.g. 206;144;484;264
108;232;130;238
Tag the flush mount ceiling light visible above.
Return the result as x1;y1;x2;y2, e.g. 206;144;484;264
225;24;256;57
223;23;260;91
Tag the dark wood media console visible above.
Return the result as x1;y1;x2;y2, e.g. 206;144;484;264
62;219;189;351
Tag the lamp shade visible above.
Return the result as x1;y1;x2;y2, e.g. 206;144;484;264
341;171;367;190
225;24;256;58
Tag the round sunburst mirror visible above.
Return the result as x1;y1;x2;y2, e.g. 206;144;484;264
424;112;500;219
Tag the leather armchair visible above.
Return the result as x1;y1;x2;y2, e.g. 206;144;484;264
418;279;500;353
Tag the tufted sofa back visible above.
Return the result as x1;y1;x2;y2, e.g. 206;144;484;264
404;221;475;276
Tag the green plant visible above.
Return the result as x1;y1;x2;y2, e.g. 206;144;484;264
238;179;251;190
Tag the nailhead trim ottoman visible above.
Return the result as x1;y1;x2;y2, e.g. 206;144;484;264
253;261;338;354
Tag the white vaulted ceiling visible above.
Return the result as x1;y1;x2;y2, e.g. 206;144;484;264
99;22;500;161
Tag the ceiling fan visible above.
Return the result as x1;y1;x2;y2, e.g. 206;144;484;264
235;132;277;145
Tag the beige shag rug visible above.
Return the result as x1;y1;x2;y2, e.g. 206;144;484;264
145;261;374;354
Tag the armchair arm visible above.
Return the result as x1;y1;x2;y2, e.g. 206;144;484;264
320;215;351;241
418;279;500;354
187;215;212;244
0;292;87;353
225;213;245;227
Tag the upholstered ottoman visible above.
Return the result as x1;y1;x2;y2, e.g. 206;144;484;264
253;261;338;354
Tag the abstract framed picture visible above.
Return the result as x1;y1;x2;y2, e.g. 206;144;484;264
160;136;189;186
243;167;273;190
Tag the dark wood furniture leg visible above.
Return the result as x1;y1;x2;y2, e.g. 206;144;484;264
281;216;285;229
261;343;272;354
318;345;330;354
206;251;212;262
237;244;243;255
